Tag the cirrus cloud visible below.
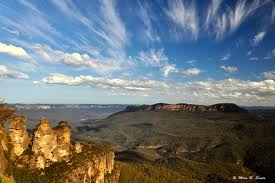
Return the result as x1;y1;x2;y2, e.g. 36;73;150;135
221;65;238;73
165;0;199;40
252;31;266;46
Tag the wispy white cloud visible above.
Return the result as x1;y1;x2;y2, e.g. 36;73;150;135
206;0;223;28
181;68;201;77
32;44;120;74
138;2;160;42
263;56;272;60
35;73;168;91
166;0;199;40
220;53;230;60
0;64;29;79
272;4;275;21
161;64;177;77
249;57;259;61
221;65;238;73
0;42;30;60
205;0;269;39
0;2;61;47
252;31;266;46
100;0;127;54
137;49;178;77
1;27;19;36
247;50;251;56
137;49;168;67
50;0;128;66
262;71;275;79
185;59;197;64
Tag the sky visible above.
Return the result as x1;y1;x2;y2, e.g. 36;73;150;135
0;0;274;105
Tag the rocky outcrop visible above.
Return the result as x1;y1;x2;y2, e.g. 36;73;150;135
0;146;8;176
9;114;30;156
0;103;13;176
53;121;71;162
0;122;8;152
124;103;247;113
75;142;82;153
31;118;73;168
0;103;119;182
32;117;58;167
60;144;119;183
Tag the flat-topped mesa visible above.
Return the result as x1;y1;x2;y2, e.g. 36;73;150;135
9;114;30;156
124;103;247;113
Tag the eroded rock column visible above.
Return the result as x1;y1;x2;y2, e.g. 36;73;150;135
53;121;71;161
32;117;57;167
9;114;29;156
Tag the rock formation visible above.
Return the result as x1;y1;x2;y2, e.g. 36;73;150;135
124;103;247;113
0;103;14;176
9;114;29;156
0;104;119;183
75;141;82;153
32;117;58;166
0;121;8;152
53;121;71;161
0;122;8;176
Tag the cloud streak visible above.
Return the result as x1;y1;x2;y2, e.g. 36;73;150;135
252;31;266;46
0;64;29;79
220;53;230;61
32;44;120;74
221;65;238;73
138;2;160;42
35;73;169;91
35;73;275;106
166;0;199;40
181;68;201;77
205;0;270;39
0;42;30;60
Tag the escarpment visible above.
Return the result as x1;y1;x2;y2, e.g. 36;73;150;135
123;103;247;113
0;104;119;183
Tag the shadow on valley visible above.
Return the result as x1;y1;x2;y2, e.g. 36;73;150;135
76;124;109;133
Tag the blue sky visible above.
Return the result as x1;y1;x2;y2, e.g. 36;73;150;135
0;0;274;105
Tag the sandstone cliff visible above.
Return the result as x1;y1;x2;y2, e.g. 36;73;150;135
0;103;119;183
123;103;247;113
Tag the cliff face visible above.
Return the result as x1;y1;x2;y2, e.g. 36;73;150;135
0;103;14;176
0;122;8;176
0;104;119;183
59;144;119;183
124;103;247;113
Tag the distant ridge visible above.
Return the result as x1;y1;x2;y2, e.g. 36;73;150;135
117;103;247;114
